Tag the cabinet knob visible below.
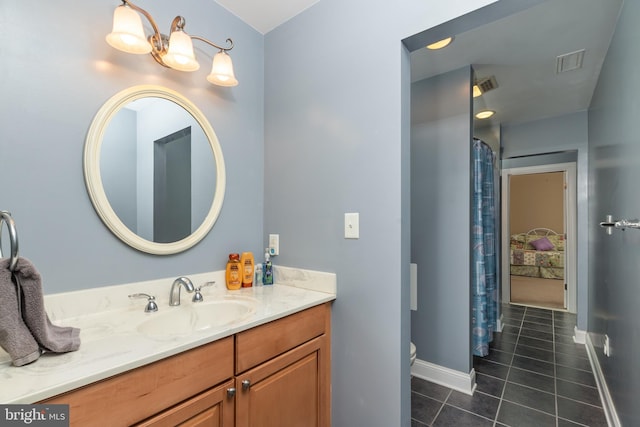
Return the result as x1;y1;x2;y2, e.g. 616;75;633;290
227;387;236;397
241;380;251;390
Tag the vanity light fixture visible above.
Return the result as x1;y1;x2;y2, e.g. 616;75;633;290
475;110;495;119
472;85;482;98
106;0;238;87
426;37;454;50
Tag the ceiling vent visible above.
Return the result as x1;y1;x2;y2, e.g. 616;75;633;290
556;49;585;73
475;76;498;94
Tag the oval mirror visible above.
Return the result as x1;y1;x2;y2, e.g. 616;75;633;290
84;85;226;255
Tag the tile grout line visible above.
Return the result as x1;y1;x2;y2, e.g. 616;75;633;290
492;307;525;427
430;389;451;426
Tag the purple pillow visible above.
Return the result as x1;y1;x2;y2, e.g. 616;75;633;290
530;236;555;251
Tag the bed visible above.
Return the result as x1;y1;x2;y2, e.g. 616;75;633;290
509;228;565;280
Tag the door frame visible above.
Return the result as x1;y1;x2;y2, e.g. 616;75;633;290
501;162;577;313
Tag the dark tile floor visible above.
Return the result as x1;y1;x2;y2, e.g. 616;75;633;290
411;304;608;426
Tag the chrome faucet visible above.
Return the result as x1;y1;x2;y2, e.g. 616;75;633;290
169;276;195;306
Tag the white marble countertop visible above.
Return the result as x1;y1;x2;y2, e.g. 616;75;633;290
0;266;336;403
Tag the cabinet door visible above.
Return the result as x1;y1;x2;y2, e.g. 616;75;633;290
236;337;328;427
135;379;235;427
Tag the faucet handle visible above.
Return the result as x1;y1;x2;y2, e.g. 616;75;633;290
192;281;215;303
129;293;158;313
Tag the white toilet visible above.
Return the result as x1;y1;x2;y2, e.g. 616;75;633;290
410;342;417;366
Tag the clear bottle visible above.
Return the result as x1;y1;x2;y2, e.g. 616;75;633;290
254;263;263;287
263;249;273;285
240;252;255;288
225;253;242;290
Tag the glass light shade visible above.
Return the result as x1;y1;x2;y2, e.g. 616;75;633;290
473;85;482;98
163;30;200;72
106;5;151;54
206;51;238;87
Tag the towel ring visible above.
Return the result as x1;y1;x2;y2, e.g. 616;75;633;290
0;211;19;271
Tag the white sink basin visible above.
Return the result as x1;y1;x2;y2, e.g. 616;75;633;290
137;297;258;338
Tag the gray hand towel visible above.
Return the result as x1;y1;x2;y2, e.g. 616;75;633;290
8;257;81;353
0;260;41;366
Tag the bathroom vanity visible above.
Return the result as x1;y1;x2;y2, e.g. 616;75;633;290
43;303;331;426
0;267;336;427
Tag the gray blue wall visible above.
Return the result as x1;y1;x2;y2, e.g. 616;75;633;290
0;1;264;291
502;112;589;329
587;0;640;423
263;1;495;425
411;67;473;373
0;1;499;426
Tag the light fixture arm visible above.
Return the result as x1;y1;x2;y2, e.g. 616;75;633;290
191;36;234;53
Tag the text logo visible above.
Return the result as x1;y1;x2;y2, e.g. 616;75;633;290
1;405;69;426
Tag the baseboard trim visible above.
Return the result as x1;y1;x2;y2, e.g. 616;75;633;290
585;334;621;427
411;359;477;396
573;326;586;344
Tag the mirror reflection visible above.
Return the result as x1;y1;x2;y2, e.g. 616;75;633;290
101;97;216;243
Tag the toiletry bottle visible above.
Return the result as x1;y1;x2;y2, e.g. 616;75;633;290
240;252;255;288
254;263;263;287
225;253;242;290
263;248;274;285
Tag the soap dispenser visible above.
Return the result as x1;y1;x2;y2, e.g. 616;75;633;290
263;248;273;285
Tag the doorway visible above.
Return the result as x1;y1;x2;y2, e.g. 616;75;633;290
501;162;576;312
153;126;192;243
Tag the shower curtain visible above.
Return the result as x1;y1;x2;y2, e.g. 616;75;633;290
471;139;498;357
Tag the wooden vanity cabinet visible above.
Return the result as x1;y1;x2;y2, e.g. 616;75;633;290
234;303;331;427
40;302;331;427
42;337;235;427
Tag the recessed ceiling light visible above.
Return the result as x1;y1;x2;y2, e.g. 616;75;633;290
426;37;454;50
475;110;495;119
473;85;482;98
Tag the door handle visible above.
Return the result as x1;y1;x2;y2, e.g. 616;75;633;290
600;214;640;234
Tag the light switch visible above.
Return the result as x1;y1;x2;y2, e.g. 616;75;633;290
344;213;359;239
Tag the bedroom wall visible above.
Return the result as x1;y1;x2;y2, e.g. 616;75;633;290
587;0;640;423
509;172;564;235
